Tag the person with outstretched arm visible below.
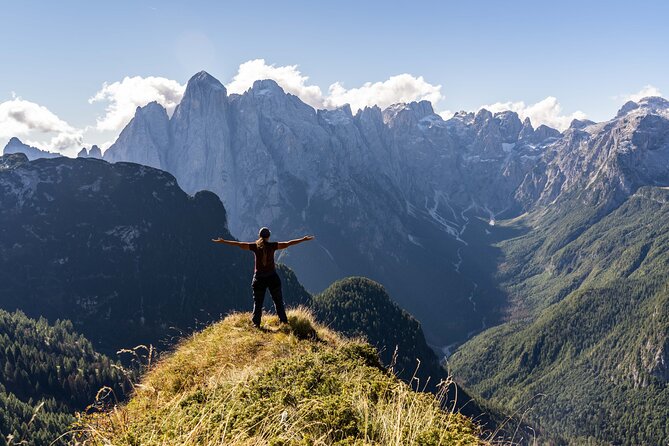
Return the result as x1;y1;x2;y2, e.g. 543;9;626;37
212;227;315;327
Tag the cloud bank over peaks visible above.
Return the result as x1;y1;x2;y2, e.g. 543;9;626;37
324;74;443;112
89;76;186;131
616;84;663;103
0;96;83;151
225;59;324;108
225;59;444;112
481;96;587;131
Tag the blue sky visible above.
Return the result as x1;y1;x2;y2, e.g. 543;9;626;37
1;0;667;154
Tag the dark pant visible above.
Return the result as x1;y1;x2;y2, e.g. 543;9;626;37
251;271;288;326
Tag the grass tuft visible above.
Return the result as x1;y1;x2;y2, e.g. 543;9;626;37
285;306;318;340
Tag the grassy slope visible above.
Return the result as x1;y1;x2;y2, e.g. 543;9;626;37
80;309;488;446
451;187;669;445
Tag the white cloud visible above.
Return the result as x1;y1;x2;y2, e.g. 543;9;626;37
617;84;663;103
481;96;586;131
225;59;324;108
89;76;186;131
325;74;443;112
225;59;444;113
437;110;455;120
0;97;83;151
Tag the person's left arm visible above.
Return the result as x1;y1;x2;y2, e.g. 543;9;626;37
277;235;315;249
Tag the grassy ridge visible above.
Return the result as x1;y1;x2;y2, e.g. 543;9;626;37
80;309;487;445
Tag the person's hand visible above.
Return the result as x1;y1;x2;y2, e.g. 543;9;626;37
303;235;315;241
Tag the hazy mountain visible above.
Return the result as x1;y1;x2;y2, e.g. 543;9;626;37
3;137;61;161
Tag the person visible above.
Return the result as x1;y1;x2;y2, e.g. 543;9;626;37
212;227;314;327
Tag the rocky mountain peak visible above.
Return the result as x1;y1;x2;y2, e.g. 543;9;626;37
617;100;640;118
89;145;102;158
616;96;669;119
318;104;353;126
519;117;534;140
450;110;476;125
178;71;228;111
569;118;596;130
474;108;493;125
355;104;382;121
638;96;669;109
186;70;226;92
494;110;523;142
138;100;167;116
77;145;103;159
250;79;285;96
533;124;561;141
382;100;435;127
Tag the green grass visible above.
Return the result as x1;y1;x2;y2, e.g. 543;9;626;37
78;308;488;445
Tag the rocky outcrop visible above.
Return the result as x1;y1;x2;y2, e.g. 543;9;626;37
78;145;103;158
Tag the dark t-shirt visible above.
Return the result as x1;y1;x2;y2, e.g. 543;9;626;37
248;242;279;274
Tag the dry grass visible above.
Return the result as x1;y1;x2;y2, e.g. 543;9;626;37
74;308;488;445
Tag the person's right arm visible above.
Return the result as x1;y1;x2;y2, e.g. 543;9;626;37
211;238;251;250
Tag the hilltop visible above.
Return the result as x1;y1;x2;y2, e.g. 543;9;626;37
79;309;488;445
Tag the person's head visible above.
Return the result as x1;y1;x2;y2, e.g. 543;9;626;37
256;227;271;248
258;227;271;240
